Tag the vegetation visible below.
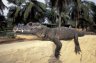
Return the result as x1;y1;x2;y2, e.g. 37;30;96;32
0;0;96;35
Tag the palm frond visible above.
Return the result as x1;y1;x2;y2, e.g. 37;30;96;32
14;7;20;18
0;0;6;13
24;2;34;21
8;0;26;5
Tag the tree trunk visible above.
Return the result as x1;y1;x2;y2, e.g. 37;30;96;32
75;20;78;29
58;14;61;28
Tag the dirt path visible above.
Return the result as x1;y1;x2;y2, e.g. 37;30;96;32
0;35;96;63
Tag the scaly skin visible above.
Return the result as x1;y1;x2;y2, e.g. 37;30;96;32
13;22;84;59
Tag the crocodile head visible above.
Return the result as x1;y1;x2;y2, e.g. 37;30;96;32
13;24;30;33
27;22;49;38
27;22;44;34
13;22;47;35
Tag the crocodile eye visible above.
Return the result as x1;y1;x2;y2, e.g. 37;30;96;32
31;28;33;30
29;23;32;26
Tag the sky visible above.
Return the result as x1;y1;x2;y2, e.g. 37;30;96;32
88;0;96;3
2;0;96;16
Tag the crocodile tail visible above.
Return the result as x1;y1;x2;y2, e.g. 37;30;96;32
78;31;85;37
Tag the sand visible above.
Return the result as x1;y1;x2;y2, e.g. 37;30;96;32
0;35;96;63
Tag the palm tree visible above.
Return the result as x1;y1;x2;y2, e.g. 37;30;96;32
7;0;46;25
82;1;96;31
0;0;6;14
87;1;96;24
49;0;78;27
68;0;95;30
0;0;7;31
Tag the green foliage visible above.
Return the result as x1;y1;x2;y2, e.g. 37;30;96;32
24;2;34;21
0;0;6;13
14;7;21;18
45;9;57;24
8;0;26;5
6;0;47;24
0;0;96;32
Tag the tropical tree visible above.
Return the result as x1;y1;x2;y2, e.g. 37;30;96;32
0;0;6;14
76;0;95;30
49;0;71;27
7;0;47;25
82;1;96;31
0;0;96;31
63;0;95;30
0;0;7;31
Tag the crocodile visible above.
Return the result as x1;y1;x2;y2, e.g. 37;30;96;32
13;22;84;59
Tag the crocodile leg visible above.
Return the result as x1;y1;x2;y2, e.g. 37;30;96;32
74;34;81;54
51;38;62;59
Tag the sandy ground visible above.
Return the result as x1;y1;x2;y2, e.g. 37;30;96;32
0;35;96;63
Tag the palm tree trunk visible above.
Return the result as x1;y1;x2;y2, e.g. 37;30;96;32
76;4;80;29
75;18;78;29
58;14;62;28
